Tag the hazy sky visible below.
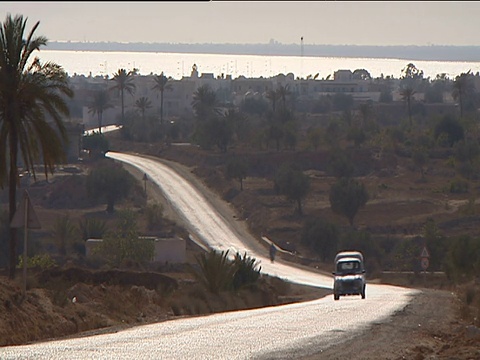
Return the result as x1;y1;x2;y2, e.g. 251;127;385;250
1;1;479;46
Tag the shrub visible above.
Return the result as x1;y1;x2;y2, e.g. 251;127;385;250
191;250;236;293
232;252;262;290
145;202;164;230
95;210;154;267
18;254;56;269
449;178;469;194
79;217;107;240
191;249;262;293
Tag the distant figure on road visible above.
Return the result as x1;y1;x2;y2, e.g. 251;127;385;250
269;243;277;263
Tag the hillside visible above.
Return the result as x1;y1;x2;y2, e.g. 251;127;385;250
1;132;479;357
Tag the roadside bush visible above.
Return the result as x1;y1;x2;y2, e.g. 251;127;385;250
18;254;56;269
95;210;155;268
232;252;262;290
79;217;107;240
445;235;480;283
192;250;236;293
191;249;262;293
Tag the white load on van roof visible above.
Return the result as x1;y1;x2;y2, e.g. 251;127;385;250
334;250;364;264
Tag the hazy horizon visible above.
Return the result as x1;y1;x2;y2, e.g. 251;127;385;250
1;1;480;47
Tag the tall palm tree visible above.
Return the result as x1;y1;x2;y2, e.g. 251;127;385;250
452;71;474;119
88;89;112;134
110;68;136;125
152;72;173;125
399;86;416;127
135;96;152;121
0;14;73;278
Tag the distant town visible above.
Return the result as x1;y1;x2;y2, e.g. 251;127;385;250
47;41;480;62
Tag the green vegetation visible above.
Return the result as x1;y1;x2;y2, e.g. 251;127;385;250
111;68;136;125
88;89;113;134
274;163;310;215
329;177;369;226
79;217;108;241
82;132;110;159
0;14;73;278
86;159;135;213
95;210;155;267
225;156;249;191
192;249;261;293
145;202;164;231
51;213;78;256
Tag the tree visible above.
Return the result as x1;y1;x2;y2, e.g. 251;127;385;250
329;177;369;226
51;213;77;256
352;69;372;80
358;101;373;128
96;210;154;267
399;86;416;127
135;96;152;121
276;84;291;111
433;115;464;147
110;68;136;125
191;84;219;121
274;163;310;215
265;88;279;113
301;217;339;261
226;156;249;191
0;14;73;278
328;150;355;178
452;71;475;118
346;126;366;147
401;63;424;81
88;89;112;134
86;160;134;213
82;132;109;159
152;72;173;125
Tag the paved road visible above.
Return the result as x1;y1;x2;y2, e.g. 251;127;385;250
0;151;417;359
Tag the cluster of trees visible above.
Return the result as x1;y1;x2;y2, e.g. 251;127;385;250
88;69;174;135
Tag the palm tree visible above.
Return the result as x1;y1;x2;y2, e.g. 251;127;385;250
191;85;219;121
399;86;416;127
88;89;112;133
265;89;279;113
276;84;291;111
0;14;73;278
135;96;152;121
152;72;173;125
452;71;474;119
110;68;136;125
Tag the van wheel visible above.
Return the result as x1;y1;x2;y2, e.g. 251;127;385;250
334;293;339;301
361;286;366;299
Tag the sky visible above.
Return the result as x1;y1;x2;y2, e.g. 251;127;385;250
1;1;479;46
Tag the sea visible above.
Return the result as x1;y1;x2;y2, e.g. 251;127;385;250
38;49;480;81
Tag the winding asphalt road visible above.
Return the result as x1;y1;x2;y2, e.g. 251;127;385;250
0;151;418;359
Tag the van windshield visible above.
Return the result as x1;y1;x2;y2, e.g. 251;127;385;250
336;260;362;275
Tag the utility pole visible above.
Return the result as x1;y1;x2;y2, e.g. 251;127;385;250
301;36;304;80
